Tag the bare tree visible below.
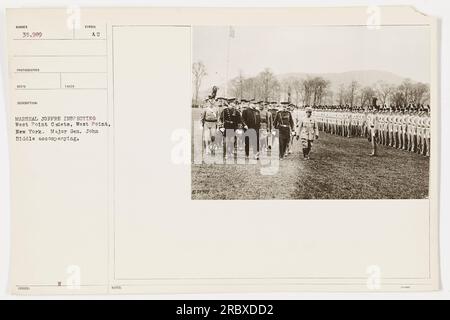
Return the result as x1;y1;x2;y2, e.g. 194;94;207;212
292;78;304;106
390;90;404;107
229;70;245;100
346;80;359;107
375;81;394;106
192;61;207;106
337;84;345;106
299;76;329;106
273;81;282;102
398;79;413;105
359;86;376;108
302;77;313;106
215;67;429;110
325;90;334;106
312;77;329;105
410;82;429;105
281;78;294;103
257;68;279;102
244;77;258;100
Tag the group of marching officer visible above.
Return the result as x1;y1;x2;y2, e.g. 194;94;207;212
313;104;431;157
200;97;319;160
199;96;430;160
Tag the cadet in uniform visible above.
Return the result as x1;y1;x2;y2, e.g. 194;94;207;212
350;108;358;137
274;102;294;160
393;107;400;149
399;107;408;150
416;107;425;155
383;106;390;146
337;108;343;136
406;107;416;152
387;107;394;147
384;107;390;146
362;108;370;138
423;106;431;157
404;106;411;151
366;106;379;156
344;108;351;138
360;107;367;139
378;108;386;146
412;107;422;154
391;107;398;148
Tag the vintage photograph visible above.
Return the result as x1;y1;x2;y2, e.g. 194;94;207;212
191;25;431;200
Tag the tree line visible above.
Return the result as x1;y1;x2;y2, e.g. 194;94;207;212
192;62;430;108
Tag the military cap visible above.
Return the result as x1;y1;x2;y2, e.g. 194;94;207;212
305;107;313;112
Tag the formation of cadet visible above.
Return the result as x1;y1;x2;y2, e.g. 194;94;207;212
199;96;431;160
312;104;431;156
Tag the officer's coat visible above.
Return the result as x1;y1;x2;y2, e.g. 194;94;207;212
299;116;319;140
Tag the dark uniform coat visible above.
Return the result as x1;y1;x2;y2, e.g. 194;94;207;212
274;110;294;158
220;107;242;130
242;107;261;129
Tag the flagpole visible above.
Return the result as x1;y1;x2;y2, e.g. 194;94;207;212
225;27;231;97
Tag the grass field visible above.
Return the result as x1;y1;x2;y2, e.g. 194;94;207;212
191;108;429;200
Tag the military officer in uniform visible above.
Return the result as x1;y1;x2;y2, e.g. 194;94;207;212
236;99;248;151
274;102;294;160
242;101;261;160
258;101;272;153
268;102;279;150
297;107;319;160
288;104;298;154
219;98;242;159
200;98;219;155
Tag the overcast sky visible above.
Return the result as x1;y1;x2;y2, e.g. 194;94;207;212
193;25;430;92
